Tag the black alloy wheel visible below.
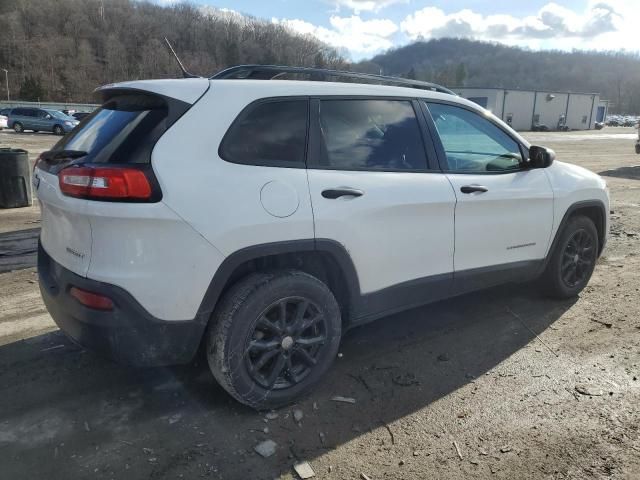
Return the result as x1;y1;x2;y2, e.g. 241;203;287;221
560;228;596;288
244;297;327;390
541;215;599;298
207;270;341;409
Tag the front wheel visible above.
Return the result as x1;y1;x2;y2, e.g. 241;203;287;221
53;125;64;135
207;270;341;409
541;215;599;298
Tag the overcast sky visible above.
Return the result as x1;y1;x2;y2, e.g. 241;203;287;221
163;0;637;60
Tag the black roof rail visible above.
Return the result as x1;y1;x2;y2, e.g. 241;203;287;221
210;65;455;95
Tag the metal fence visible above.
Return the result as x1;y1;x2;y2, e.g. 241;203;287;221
0;100;99;112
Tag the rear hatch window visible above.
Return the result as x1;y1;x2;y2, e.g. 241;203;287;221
41;94;171;171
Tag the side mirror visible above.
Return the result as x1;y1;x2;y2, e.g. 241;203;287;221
528;145;555;169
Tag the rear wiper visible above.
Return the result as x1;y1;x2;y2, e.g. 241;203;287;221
40;150;88;163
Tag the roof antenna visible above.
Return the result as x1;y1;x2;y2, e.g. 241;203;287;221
164;37;199;78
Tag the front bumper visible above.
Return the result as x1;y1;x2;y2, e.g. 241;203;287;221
38;241;207;366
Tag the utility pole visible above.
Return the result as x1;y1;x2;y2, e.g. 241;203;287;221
1;69;9;101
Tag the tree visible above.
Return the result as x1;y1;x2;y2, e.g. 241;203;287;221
19;75;46;101
0;0;346;102
314;52;326;68
406;67;416;80
455;62;467;86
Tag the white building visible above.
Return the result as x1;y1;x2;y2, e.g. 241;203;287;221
455;88;609;131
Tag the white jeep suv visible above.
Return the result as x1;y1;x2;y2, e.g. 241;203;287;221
35;66;609;409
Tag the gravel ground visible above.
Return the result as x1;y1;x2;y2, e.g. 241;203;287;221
0;128;638;480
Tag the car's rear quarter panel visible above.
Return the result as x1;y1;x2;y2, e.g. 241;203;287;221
86;201;225;321
151;81;316;257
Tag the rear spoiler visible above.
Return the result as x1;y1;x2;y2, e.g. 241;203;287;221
95;78;210;105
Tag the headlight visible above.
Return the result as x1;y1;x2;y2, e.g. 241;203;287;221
64;121;73;126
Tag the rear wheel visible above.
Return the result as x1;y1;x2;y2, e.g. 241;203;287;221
13;122;23;133
53;125;64;135
541;215;598;298
207;270;341;409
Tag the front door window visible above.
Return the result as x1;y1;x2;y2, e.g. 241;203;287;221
427;102;523;173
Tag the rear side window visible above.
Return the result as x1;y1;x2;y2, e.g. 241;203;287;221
51;94;169;164
220;100;308;167
317;99;428;171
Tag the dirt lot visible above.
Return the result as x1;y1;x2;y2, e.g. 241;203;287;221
0;128;639;480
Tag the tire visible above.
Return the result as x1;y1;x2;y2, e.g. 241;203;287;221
13;122;23;133
635;142;640;154
207;270;342;410
53;125;64;135
33;130;38;133
541;215;599;299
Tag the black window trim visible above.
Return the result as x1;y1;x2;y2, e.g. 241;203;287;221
218;96;310;169
420;99;531;175
307;95;439;173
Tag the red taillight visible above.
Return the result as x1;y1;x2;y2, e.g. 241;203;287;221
59;166;152;200
69;287;114;311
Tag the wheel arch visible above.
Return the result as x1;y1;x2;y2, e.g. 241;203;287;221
547;200;607;265
196;239;361;327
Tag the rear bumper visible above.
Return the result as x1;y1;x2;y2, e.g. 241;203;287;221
38;241;207;366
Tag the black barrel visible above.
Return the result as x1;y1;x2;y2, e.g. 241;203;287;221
0;148;33;208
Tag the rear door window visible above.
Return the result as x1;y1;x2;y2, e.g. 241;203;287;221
51;94;169;164
315;99;428;171
219;99;308;167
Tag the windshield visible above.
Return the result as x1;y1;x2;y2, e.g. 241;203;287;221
45;110;74;120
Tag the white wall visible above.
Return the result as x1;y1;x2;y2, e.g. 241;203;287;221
502;90;536;131
566;94;598;130
534;92;569;130
456;88;603;131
